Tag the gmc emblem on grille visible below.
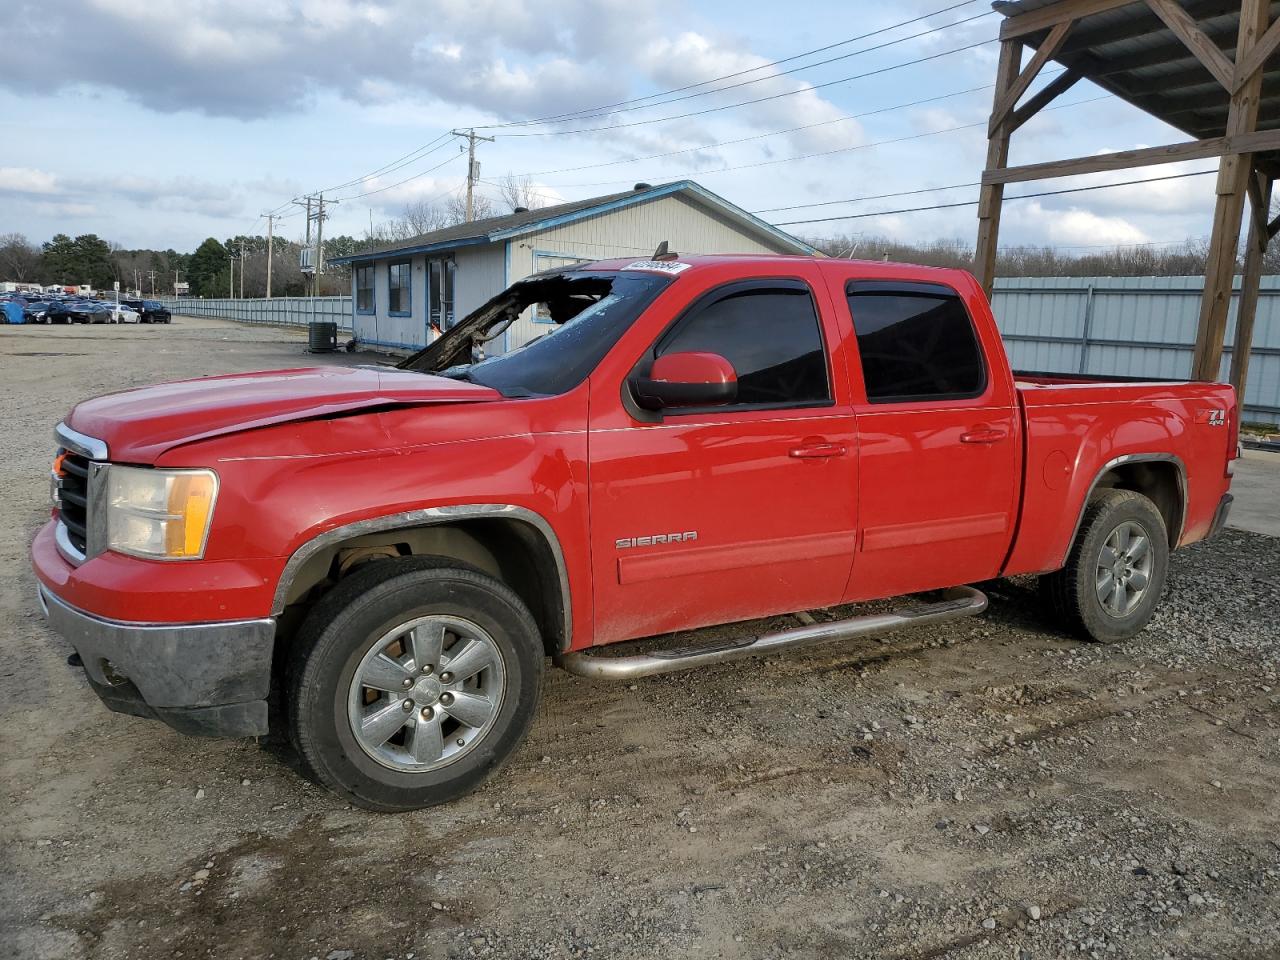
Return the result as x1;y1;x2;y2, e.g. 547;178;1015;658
615;531;698;550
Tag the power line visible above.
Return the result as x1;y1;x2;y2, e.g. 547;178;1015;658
474;0;984;131
483;9;994;134
516;94;1107;192
263;2;990;218
319;135;456;194
483;81;1003;183
332;151;466;202
493;36;997;139
771;168;1219;226
755;181;982;213
257;3;996;227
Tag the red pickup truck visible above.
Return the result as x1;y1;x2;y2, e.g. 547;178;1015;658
33;254;1239;811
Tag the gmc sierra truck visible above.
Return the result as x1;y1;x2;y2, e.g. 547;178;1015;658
33;254;1239;811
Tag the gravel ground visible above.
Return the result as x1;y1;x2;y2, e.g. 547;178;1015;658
2;317;1279;960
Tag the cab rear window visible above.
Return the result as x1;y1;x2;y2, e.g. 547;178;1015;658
846;281;986;403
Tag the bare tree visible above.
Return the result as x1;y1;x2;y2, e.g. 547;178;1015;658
445;191;495;224
398;198;453;237
494;174;549;212
0;233;42;281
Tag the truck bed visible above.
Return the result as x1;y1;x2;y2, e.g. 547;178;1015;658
1003;372;1237;578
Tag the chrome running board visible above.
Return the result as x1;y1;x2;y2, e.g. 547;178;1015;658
556;586;988;680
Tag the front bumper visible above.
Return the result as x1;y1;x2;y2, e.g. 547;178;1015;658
37;584;275;737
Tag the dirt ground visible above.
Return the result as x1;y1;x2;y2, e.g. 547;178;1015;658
2;317;1278;960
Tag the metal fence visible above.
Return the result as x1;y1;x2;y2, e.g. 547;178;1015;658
163;276;1280;425
156;296;353;331
991;275;1280;424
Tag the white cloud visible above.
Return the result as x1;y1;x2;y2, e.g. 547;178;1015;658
1011;200;1149;247
637;31;862;153
0;167;60;195
1;164;249;219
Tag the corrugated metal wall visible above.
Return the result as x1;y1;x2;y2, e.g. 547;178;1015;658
992;275;1280;424
156;297;352;330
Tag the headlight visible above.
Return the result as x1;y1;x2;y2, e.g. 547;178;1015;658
106;466;218;560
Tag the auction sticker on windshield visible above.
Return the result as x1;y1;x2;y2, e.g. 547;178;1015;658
621;260;692;274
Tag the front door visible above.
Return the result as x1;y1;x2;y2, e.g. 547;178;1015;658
587;276;858;646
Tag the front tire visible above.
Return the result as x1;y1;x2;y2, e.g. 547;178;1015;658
1041;489;1169;643
287;558;543;812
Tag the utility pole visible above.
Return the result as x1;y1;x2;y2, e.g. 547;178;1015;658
451;128;494;222
238;238;246;298
293;196;315;296
314;194;327;296
148;270;156;296
228;255;235;298
262;213;277;299
291;194;335;298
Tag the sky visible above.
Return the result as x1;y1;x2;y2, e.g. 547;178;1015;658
0;0;1226;255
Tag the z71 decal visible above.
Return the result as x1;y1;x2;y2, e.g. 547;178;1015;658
1195;409;1226;426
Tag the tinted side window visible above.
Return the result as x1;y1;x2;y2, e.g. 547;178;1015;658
658;285;830;407
846;287;985;402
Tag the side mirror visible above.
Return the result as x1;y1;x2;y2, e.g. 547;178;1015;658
631;351;738;411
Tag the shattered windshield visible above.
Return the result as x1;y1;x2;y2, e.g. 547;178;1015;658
401;271;671;398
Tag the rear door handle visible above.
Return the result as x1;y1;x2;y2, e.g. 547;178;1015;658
959;428;1007;444
789;442;848;459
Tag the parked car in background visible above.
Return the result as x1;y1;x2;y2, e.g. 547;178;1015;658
63;301;109;324
23;301;53;324
103;303;141;324
45;301;72;324
122;299;172;323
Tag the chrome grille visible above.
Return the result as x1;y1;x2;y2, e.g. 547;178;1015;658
57;452;90;553
53;423;109;565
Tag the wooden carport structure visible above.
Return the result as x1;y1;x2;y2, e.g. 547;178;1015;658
978;0;1280;396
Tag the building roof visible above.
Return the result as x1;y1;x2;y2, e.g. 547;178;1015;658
327;180;815;265
994;0;1280;169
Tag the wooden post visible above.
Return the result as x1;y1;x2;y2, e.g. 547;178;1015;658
1230;172;1271;399
975;40;1023;298
1192;0;1269;381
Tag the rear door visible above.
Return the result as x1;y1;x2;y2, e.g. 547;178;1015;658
837;278;1020;600
586;271;858;645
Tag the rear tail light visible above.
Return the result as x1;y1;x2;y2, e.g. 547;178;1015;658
1226;393;1240;478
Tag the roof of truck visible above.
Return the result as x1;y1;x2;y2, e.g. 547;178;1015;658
572;253;980;288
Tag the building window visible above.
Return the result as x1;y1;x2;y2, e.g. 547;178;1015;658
429;259;455;330
845;282;986;403
533;252;591;323
388;260;412;316
354;265;374;314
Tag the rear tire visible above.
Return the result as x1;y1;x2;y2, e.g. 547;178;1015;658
1040;489;1168;644
287;558;543;812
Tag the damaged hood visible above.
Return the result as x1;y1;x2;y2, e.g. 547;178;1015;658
66;365;501;462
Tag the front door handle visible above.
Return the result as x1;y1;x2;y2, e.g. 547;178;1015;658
959;428;1007;444
789;442;848;459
